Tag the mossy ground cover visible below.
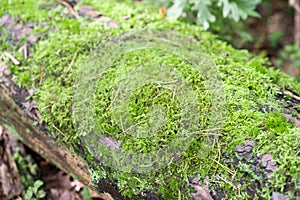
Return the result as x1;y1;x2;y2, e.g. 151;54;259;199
1;0;299;199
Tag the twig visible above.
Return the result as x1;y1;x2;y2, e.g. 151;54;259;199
215;174;240;195
172;83;177;101
4;51;20;65
200;128;223;132
154;37;182;47
39;69;43;85
212;139;221;175
18;44;28;60
106;86;121;111
188;130;222;136
52;124;66;137
152;90;168;101
56;0;79;19
119;116;125;133
72;67;110;87
120;119;148;134
211;158;235;176
206;148;219;175
230;170;237;183
66;51;78;72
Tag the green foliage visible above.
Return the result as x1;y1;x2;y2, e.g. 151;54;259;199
0;0;50;22
256;113;300;197
24;180;46;200
13;148;46;199
93;49;210;154
82;187;92;200
11;2;107;144
143;0;261;29
13;148;38;189
275;44;300;79
269;31;284;48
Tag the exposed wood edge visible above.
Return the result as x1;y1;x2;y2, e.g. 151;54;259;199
0;84;130;199
0;84;91;184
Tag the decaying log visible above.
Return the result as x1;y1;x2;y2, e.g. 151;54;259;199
0;83;132;199
0;84;90;185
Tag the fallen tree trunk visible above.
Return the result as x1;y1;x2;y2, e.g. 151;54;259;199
0;84;91;186
1;70;299;200
1;1;300;199
0;67;131;199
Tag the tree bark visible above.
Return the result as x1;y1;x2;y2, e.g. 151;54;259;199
289;0;300;44
295;0;300;45
0;84;131;199
0;84;91;184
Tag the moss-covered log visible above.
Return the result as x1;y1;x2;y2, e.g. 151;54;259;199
1;0;300;199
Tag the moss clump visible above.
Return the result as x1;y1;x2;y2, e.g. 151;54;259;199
1;0;299;199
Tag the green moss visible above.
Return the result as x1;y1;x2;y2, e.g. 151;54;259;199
1;0;300;199
0;0;50;22
2;124;23;141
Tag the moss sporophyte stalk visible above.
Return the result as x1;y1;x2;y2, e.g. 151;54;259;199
2;0;300;198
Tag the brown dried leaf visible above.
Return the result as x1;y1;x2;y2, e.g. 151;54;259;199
0;14;40;46
98;137;121;151
190;184;214;200
261;154;278;172
50;188;60;199
24;100;41;122
59;191;72;200
191;174;201;184
272;192;288;200
78;5;102;18
70;179;84;192
98;192;115;200
0;129;23;199
0;14;14;27
283;113;300;127
0;62;13;89
0;164;11;196
236;139;254;159
78;5;119;28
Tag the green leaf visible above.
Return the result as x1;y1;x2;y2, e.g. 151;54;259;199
167;0;188;20
219;0;261;21
247;9;261;18
37;190;46;199
191;0;216;29
239;31;254;42
25;188;33;199
269;31;284;48
33;180;44;194
82;187;92;200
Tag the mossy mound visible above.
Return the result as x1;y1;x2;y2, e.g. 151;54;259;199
1;0;299;199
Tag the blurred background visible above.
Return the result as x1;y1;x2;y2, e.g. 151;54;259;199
141;0;300;80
